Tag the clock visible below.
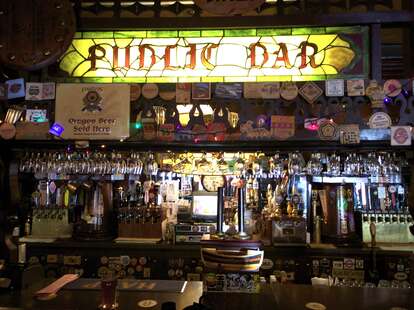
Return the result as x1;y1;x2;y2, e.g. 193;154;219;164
201;175;226;192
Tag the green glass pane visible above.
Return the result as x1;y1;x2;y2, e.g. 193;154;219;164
178;77;200;83
201;76;224;83
257;76;291;82
114;31;147;38
201;30;223;37
82;32;113;39
256;28;292;36
147;30;178;38
224;76;256;83
179;31;201;38
74;32;83;39
225;29;256;37
292;27;326;35
292;75;326;82
80;77;113;83
146;77;178;83
64;78;82;83
325;26;363;34
113;77;146;83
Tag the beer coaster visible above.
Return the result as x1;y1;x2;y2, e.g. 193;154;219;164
318;120;339;141
159;84;177;101
138;299;158;308
325;79;344;97
36;293;57;301
366;80;385;108
346;79;365;96
280;82;298;101
383;79;402;97
391;126;412;146
0;123;16;140
130;84;141;101
299;82;323;104
142;84;159;99
305;302;326;310
368;112;392;129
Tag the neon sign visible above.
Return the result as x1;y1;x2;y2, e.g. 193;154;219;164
58;27;368;83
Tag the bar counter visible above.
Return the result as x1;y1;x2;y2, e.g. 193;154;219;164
0;279;203;310
0;280;413;310
203;284;414;310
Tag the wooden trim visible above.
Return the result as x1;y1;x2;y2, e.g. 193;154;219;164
370;24;382;81
77;11;414;31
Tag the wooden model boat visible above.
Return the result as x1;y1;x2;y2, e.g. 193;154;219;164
201;247;264;272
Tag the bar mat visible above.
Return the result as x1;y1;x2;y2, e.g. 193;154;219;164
64;279;187;293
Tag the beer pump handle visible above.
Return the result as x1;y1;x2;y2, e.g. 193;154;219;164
369;222;376;248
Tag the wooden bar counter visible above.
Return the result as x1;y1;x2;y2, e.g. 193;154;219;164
0;279;203;310
201;284;414;310
1;280;413;310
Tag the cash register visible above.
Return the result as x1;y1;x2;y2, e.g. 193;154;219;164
175;191;216;244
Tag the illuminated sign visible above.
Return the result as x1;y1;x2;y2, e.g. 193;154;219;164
58;27;369;83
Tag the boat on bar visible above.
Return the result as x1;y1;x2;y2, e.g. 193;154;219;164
201;247;264;272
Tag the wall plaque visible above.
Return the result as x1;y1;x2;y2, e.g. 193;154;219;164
55;84;130;140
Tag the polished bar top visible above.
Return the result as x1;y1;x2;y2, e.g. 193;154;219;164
0;279;203;310
202;284;414;310
1;280;413;310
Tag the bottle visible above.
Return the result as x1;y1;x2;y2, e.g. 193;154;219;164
336;185;349;237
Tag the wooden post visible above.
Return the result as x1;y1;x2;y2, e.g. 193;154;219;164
370;24;382;81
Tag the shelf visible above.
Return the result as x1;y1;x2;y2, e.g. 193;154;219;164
2;139;413;153
19;239;414;256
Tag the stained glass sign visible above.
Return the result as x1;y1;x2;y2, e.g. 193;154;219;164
58;27;369;83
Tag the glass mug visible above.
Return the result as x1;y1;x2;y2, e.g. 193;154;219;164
99;276;118;309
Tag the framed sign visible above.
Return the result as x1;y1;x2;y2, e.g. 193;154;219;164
55;84;130;140
57;27;369;83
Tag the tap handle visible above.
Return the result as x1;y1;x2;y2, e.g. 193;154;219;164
369;222;376;247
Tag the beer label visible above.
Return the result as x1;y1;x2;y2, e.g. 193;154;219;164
343;258;355;270
339;124;360;144
383;79;402;97
176;83;191;104
130;84;141;101
368;112;391;129
6;78;25;99
159;84;176;101
280;82;298;101
141;83;159;99
346;79;365;96
366;80;385;108
378;186;386;199
244;82;280;99
391;126;412;146
192;83;211;100
318;120;339;140
299;82;323;104
325;79;344;97
137;300;158;308
215;83;242;99
332;261;343;270
340;219;348;235
0;123;16;140
271;115;295;140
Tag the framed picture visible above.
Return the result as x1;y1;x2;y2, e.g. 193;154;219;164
192;83;211;100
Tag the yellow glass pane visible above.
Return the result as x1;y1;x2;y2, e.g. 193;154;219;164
331;36;352;48
307;35;338;51
72;39;95;59
325;46;355;72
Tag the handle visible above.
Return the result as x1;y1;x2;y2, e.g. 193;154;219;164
369;222;376;247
